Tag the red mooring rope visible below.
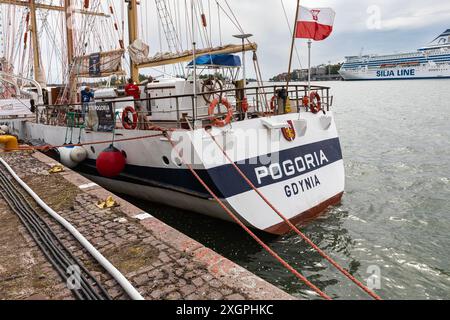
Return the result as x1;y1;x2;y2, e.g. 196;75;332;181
165;132;332;300
206;130;382;300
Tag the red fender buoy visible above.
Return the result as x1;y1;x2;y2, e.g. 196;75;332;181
96;145;126;178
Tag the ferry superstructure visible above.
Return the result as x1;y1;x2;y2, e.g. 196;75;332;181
339;29;450;80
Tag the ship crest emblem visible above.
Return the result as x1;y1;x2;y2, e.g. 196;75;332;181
281;120;296;142
311;9;321;21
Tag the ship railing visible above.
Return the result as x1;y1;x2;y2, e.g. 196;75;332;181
35;84;332;130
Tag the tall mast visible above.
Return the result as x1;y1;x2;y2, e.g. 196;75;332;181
65;0;77;102
127;0;139;82
65;0;75;64
29;0;45;86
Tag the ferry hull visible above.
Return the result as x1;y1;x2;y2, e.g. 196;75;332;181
22;112;345;235
339;64;450;81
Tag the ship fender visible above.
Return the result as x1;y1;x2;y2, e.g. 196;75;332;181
58;146;79;168
70;146;88;163
0;135;18;151
96;145;126;178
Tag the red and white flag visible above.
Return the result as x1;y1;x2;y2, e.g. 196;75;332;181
295;6;335;41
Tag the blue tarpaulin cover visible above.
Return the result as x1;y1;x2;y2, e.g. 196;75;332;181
187;54;241;67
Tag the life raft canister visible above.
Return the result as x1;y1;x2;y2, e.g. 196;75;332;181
309;91;322;114
122;106;138;130
208;98;233;127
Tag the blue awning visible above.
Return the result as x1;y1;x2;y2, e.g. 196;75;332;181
187;54;241;68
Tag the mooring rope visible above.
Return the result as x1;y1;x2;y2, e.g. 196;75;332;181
205;129;382;300
164;131;332;300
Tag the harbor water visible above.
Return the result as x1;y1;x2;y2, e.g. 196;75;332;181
126;79;450;300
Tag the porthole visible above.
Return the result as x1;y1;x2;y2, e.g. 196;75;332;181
90;146;95;153
174;157;183;167
162;156;170;165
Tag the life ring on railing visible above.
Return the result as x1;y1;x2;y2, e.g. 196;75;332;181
122;106;138;130
309;91;322;114
270;95;277;111
208;98;233;127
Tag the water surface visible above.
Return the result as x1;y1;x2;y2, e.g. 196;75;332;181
127;79;450;300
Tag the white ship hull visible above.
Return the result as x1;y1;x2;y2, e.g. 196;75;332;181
339;63;450;81
22;112;345;235
339;29;450;81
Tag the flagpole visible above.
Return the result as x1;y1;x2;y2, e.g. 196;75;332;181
307;39;311;97
285;0;301;91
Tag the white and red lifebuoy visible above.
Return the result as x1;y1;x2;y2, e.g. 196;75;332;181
309;91;322;114
122;106;138;130
208;98;234;127
270;95;277;111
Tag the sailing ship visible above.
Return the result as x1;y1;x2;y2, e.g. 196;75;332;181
0;1;345;235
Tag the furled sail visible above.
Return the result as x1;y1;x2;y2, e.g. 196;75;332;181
129;41;258;69
72;49;125;78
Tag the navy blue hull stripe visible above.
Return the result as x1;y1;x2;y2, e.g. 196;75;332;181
77;137;343;199
207;137;342;198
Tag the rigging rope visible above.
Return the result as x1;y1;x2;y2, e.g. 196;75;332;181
165;132;332;300
205;130;382;300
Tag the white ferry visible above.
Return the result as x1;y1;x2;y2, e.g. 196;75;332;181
339;29;450;80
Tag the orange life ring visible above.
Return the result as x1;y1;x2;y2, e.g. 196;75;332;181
208;98;233;127
122;106;138;130
309;91;322;114
270;95;277;111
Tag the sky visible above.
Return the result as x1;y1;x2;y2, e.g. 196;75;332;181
197;0;450;79
4;0;449;82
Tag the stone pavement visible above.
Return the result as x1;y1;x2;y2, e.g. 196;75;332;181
0;151;293;300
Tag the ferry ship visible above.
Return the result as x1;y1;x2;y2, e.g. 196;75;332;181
339;29;450;80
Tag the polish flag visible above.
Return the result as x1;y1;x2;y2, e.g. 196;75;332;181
295;6;335;41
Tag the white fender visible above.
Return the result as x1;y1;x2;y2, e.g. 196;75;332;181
58;147;78;168
70;146;88;163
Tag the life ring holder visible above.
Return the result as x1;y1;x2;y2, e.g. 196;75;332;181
309;91;322;114
208;98;233;127
122;106;138;130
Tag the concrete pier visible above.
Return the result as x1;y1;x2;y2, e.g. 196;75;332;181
0;150;293;300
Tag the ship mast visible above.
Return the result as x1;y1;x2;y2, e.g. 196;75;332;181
0;0;110;94
29;0;45;86
64;0;77;103
127;0;139;82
